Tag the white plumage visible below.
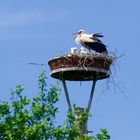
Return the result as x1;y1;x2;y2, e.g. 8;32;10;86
70;47;77;55
79;47;87;56
74;29;108;53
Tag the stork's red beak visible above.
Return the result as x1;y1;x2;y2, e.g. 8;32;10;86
72;32;79;35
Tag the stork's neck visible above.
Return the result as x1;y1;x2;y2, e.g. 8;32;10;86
75;34;82;44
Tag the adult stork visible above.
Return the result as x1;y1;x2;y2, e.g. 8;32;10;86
73;29;108;53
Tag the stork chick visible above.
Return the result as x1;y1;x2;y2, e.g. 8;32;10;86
79;47;87;56
70;47;77;55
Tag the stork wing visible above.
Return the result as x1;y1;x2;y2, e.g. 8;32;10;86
90;36;102;43
92;33;103;38
84;42;107;53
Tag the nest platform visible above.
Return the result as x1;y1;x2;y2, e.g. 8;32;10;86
48;54;114;81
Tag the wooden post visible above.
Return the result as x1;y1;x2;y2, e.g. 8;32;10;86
74;107;87;139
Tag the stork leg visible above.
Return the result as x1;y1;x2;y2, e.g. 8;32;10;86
88;49;92;55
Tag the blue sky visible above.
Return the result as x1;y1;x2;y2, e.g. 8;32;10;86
0;0;140;139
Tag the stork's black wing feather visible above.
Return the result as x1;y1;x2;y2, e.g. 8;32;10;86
92;33;103;38
84;42;108;53
90;37;102;43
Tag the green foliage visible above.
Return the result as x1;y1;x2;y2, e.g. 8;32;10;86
96;129;110;140
0;71;110;140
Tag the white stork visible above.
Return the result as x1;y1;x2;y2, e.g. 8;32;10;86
73;29;108;53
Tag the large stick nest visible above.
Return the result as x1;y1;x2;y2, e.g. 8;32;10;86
48;53;115;81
